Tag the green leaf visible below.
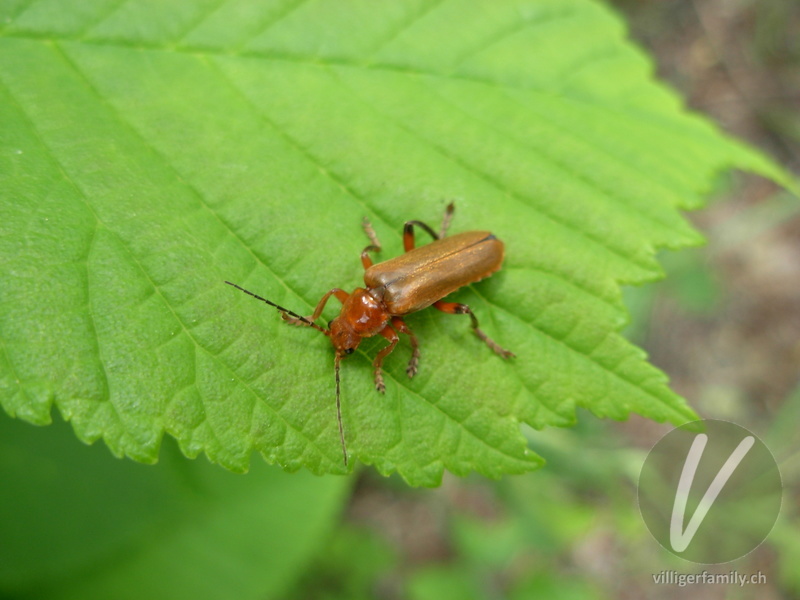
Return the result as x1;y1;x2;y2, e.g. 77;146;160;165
0;410;350;599
0;0;794;486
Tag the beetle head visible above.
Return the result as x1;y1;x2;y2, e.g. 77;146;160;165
329;316;362;357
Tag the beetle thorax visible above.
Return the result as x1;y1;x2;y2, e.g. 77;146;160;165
342;288;389;335
328;288;389;355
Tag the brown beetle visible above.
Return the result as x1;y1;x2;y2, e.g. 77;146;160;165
226;204;513;465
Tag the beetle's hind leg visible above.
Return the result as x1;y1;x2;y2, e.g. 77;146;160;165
433;300;515;359
392;317;421;378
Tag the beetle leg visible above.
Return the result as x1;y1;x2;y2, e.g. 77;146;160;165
373;325;400;393
362;217;382;249
282;288;349;327
403;219;439;252
439;202;455;239
391;317;420;378
402;203;456;251
433;300;515;359
361;217;383;270
360;245;381;270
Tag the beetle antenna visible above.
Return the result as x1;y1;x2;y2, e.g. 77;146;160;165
335;352;348;465
225;281;328;334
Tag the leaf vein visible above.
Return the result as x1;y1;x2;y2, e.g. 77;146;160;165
82;220;112;405
75;0;130;39
418;76;694;238
365;0;448;60
173;0;232;47
448;5;579;71
205;55;402;239
233;0;311;53
326;65;657;272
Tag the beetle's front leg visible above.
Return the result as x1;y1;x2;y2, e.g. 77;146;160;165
282;288;349;326
373;325;400;393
